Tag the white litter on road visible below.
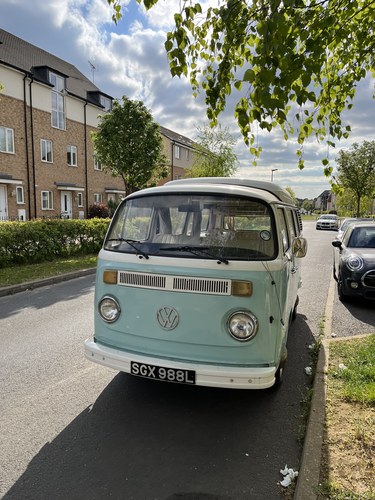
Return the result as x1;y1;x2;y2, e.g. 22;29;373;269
279;465;299;487
304;366;313;375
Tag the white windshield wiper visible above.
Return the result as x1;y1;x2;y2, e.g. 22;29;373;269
106;238;149;259
162;245;229;265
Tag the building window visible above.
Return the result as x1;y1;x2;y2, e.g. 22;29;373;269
0;126;15;153
41;139;53;163
67;145;77;166
16;186;24;204
174;145;180;159
49;72;66;130
77;192;83;207
185;149;190;161
41;191;53;210
94;155;102;171
100;95;112;112
94;193;102;204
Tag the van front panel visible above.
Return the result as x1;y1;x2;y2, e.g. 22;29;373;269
94;257;287;367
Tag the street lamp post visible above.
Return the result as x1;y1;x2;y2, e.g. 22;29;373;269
271;169;278;182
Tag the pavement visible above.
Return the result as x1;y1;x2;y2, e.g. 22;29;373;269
0;268;328;500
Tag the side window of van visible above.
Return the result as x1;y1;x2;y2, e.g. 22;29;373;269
277;208;290;252
285;209;297;240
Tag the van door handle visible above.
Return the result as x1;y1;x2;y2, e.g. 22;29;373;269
291;266;298;274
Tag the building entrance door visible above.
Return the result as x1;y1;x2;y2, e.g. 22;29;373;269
60;191;72;219
0;185;8;221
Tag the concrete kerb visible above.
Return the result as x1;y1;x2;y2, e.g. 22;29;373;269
0;268;96;297
294;275;336;500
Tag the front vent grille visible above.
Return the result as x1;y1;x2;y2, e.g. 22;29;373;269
118;272;166;289
118;271;231;295
363;270;375;288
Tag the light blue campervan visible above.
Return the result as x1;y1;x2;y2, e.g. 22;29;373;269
84;178;307;389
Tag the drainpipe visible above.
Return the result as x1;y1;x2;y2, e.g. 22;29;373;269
28;77;37;219
84;102;89;217
23;74;32;220
171;141;174;181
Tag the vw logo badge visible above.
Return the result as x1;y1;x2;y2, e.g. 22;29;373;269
157;306;179;330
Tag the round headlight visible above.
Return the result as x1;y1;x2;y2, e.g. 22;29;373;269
227;311;258;342
99;296;121;323
346;255;364;272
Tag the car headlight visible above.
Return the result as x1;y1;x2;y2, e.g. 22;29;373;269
346;255;364;272
227;311;258;342
99;296;121;323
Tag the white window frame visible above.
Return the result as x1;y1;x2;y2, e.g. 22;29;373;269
67;145;77;166
0;126;15;153
41;139;53;163
41;191;54;210
100;95;112;112
94;155;102;171
50;72;66;130
94;193;103;204
77;192;83;207
174;145;180;159
16;186;24;204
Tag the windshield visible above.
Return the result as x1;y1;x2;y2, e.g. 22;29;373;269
104;193;277;261
347;226;375;248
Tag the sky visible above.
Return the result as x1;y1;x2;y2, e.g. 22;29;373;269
1;0;374;199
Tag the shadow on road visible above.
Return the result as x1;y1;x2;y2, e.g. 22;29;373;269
4;314;315;500
0;275;95;320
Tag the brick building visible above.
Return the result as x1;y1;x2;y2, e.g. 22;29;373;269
0;29;196;221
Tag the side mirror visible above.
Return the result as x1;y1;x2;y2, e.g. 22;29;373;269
292;237;307;258
332;240;342;248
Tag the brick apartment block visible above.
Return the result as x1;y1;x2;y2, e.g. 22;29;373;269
0;29;196;221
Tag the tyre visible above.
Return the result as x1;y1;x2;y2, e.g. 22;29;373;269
292;296;299;321
337;274;347;302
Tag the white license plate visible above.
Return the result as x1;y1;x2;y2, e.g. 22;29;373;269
130;361;195;385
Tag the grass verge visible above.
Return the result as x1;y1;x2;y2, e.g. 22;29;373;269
0;254;97;287
318;334;375;499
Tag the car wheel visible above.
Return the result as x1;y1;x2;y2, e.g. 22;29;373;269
292;296;299;321
337;274;347;302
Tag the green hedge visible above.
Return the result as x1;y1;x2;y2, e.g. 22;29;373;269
0;218;110;268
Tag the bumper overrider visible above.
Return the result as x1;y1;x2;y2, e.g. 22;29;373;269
84;339;277;389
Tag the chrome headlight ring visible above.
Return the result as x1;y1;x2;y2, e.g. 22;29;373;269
227;310;259;342
346;254;364;272
98;295;121;323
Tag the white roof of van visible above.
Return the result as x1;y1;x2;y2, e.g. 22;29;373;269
166;177;294;205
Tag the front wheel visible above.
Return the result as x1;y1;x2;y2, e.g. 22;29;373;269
337;274;347;302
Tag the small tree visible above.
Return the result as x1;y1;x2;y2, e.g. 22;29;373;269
335;141;375;217
186;125;238;178
285;187;297;204
92;96;168;196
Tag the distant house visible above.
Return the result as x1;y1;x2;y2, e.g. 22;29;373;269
0;29;196;221
314;190;336;212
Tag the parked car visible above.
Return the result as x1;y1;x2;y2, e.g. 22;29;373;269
337;218;374;240
332;222;375;301
316;214;339;230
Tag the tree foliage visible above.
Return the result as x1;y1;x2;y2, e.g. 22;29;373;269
92;96;168;196
186;124;238;178
334;141;375;217
108;0;374;171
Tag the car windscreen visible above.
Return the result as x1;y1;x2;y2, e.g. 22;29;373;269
104;193;277;261
347;227;375;248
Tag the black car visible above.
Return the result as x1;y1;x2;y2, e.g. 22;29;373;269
332;222;375;301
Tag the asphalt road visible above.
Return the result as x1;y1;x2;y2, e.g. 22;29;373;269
0;221;373;500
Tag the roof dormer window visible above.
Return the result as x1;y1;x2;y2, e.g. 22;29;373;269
100;95;112;112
